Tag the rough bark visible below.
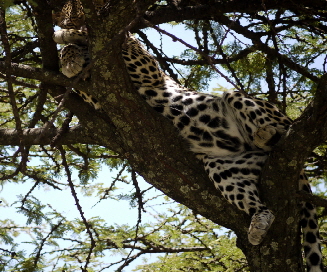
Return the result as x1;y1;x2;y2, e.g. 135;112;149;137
2;1;327;271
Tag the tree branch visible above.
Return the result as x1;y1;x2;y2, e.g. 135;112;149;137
142;1;327;27
296;191;327;209
161;46;255;66
0;61;89;90
0;126;98;146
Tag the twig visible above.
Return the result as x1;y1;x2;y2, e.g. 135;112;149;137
140;18;243;92
32;220;63;269
213;12;319;83
28;84;48;128
93;163;128;206
208;21;246;93
261;2;288;112
136;30;180;84
116;170;144;272
0;5;28;173
20;180;41;208
58;146;96;271
50;112;73;148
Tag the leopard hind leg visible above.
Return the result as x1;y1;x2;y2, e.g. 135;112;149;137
204;151;275;245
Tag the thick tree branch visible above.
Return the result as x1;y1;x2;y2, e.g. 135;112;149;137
0;126;97;146
0;61;89;90
296;191;327;209
142;1;327;27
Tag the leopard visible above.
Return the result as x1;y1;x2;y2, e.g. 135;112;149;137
52;1;324;271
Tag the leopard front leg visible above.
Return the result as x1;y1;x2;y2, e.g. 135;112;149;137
60;44;89;78
53;29;89;78
204;152;275;245
223;91;291;151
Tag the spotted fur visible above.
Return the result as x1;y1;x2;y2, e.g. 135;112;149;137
52;1;324;271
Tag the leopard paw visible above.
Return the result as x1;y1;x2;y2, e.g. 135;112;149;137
248;210;275;245
60;44;86;78
253;125;285;150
